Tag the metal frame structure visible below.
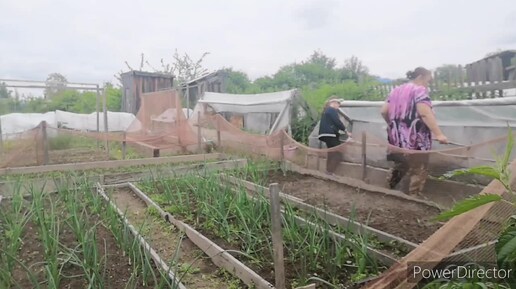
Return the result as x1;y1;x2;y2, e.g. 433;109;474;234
0;78;109;151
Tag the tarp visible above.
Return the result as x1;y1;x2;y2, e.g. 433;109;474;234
309;97;516;149
192;89;299;134
1;110;138;138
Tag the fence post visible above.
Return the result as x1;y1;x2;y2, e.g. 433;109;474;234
0;117;3;155
96;84;100;148
122;132;127;160
361;132;367;182
42;121;49;165
197;111;202;153
103;86;109;158
269;183;286;289
216;117;221;148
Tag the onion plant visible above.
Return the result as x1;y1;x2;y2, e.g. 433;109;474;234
0;180;33;288
140;167;381;287
30;187;61;289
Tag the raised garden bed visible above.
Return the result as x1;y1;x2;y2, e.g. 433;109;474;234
135;172;392;288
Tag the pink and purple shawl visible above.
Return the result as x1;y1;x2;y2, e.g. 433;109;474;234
386;83;433;151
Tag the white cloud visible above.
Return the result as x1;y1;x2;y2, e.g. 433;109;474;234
0;0;514;85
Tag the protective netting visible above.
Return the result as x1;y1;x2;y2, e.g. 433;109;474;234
0;89;199;168
192;112;516;288
1;90;516;287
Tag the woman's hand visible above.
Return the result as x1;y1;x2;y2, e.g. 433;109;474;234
434;133;449;144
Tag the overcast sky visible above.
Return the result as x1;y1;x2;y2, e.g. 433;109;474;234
1;0;515;86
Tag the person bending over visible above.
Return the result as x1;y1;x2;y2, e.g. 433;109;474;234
318;97;350;175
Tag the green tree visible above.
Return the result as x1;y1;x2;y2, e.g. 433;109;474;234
105;83;122;111
342;56;369;83
0;82;12;99
45;73;68;99
435;64;464;83
222;68;254;93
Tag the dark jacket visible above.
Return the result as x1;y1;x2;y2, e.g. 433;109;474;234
318;107;346;139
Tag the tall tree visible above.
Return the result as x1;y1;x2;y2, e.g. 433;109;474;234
0;82;12;99
435;64;464;83
159;49;210;84
342;56;369;82
45;73;68;99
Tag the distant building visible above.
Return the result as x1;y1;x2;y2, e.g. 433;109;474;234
465;50;516;82
120;71;174;114
180;70;228;115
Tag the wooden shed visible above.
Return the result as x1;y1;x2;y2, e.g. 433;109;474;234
121;71;174;114
465;50;516;83
181;70;228;113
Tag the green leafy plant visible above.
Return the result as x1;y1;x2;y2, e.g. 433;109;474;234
435;128;515;287
436;128;514;221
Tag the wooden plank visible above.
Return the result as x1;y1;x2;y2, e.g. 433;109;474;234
220;174;417;251
458;80;516;93
363;160;516;289
95;184;187;289
102;159;248;185
270;183;286;289
126;183;275;289
0;153;224;176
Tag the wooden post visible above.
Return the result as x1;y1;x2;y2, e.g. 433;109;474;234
361;132;367;182
316;141;322;171
175;92;183;147
197;111;202;153
280;131;285;162
122;132;127;160
186;84;190;118
269;183;285;289
103;87;109;158
96;85;100;148
280;130;286;176
0;117;3;155
42;121;49;165
216;118;221;148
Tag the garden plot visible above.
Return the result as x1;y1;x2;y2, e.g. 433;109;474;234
263;171;442;244
134;172;391;288
106;186;245;288
0;182;180;289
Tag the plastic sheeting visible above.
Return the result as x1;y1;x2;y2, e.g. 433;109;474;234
309;97;516;150
0;110;138;138
192;89;297;134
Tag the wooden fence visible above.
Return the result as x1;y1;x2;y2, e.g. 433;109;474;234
376;53;516;99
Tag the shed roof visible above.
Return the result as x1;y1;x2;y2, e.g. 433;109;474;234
120;70;174;79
